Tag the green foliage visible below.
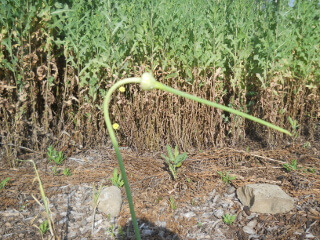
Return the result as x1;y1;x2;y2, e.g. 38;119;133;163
288;116;300;139
52;166;58;175
110;168;124;187
48;0;320;100
63;168;72;176
302;142;311;148
161;145;188;180
222;214;236;225
217;171;236;184
306;167;316;174
283;159;299;172
47;145;65;165
169;196;177;210
0;177;10;190
1;0;319;159
39;220;49;234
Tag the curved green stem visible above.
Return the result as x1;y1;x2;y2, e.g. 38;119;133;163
103;77;142;240
154;81;292;136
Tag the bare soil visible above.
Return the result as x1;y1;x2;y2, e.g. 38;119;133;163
0;141;319;240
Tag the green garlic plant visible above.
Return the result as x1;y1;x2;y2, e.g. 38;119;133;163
161;145;188;180
103;72;291;240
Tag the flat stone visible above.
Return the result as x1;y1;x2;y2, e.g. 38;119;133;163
97;186;122;218
237;184;294;214
213;209;224;218
243;226;256;235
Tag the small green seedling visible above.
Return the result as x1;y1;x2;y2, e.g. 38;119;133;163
302;141;311;148
222;214;236;225
217;171;236;184
306;167;316;174
161;145;188;179
169;196;177;210
39;220;49;234
47;145;65;165
110;168;124;187
283;159;299;172
288;116;299;139
20;160;56;237
0;177;10;190
106;224;117;238
52;166;59;175
63;168;72;176
197;222;203;228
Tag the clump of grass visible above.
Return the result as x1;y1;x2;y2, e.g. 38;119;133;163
217;171;236;184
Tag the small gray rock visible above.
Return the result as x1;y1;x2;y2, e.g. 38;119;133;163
246;219;257;228
183;211;196;218
243;226;256;235
213;209;224;218
142;229;154;236
227;186;236;194
237;184;294;214
155;221;166;228
97;186;122;218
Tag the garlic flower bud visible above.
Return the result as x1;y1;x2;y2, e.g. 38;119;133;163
140;72;156;90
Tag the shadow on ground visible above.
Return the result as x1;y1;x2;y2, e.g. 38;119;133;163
117;218;181;240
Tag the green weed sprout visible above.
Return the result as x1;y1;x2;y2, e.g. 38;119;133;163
39;219;49;235
110;168;124;187
63;168;72;176
47;145;65;165
169;196;177;210
161;145;188;179
283;159;299;172
103;72;291;240
52;166;58;175
0;177;10;190
217;171;236;184
222;213;236;225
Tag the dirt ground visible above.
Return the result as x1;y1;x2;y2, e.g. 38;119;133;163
0;139;319;239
